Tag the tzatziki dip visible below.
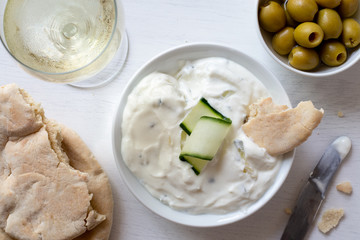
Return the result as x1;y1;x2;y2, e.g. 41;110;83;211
121;57;282;214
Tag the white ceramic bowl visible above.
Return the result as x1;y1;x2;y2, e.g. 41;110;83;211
256;0;360;77
112;43;295;227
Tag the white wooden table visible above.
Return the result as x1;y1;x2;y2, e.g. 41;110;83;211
1;1;359;239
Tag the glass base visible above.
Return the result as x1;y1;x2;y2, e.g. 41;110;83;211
69;30;129;88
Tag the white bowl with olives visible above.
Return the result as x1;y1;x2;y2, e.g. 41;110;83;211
256;0;360;77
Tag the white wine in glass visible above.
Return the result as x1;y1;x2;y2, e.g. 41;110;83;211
1;0;128;87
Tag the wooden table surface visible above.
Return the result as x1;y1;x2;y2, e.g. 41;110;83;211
1;0;359;239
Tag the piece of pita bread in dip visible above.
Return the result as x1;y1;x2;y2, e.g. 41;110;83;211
0;84;113;240
242;97;324;156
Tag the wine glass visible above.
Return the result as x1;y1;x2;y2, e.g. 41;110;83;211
0;0;128;88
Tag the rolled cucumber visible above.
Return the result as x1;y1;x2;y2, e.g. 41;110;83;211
180;98;230;135
180;155;209;175
180;116;231;174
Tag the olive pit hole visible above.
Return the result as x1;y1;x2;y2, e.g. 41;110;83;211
337;53;345;62
308;32;317;43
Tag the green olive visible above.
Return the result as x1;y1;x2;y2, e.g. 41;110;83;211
317;9;342;40
294;22;324;48
259;1;287;32
315;0;341;8
272;27;296;55
289;46;320;70
337;0;359;17
282;2;297;27
287;0;318;22
320;40;347;66
342;18;360;48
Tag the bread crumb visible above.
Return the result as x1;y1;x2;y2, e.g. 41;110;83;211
318;208;344;234
337;111;344;118
336;181;352;194
284;208;292;215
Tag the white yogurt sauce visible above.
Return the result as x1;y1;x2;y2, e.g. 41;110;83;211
332;136;351;161
121;57;282;214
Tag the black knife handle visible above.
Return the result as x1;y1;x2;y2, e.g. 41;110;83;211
280;181;323;240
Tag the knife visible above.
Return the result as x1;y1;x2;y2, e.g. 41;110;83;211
281;136;351;240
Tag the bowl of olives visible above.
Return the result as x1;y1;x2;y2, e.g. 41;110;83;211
257;0;360;77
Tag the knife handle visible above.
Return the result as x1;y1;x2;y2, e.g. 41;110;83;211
280;181;323;240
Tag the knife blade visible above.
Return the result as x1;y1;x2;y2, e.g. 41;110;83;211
281;136;351;240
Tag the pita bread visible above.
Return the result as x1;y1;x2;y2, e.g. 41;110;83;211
248;97;289;120
0;230;13;240
0;84;113;240
336;181;352;194
242;97;324;156
61;126;113;240
318;208;344;234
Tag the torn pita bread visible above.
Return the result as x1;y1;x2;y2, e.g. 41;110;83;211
242;97;324;156
318;208;344;234
336;181;353;194
0;84;113;240
61;126;113;240
0;230;12;240
248;97;289;120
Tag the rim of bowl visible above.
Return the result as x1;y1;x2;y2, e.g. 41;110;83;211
255;0;360;77
112;42;295;227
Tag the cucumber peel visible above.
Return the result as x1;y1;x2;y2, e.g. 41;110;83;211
180;155;209;175
180;116;231;175
180;98;230;135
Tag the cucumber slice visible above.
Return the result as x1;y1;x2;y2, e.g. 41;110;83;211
180;98;230;135
180;116;231;174
180;155;209;175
